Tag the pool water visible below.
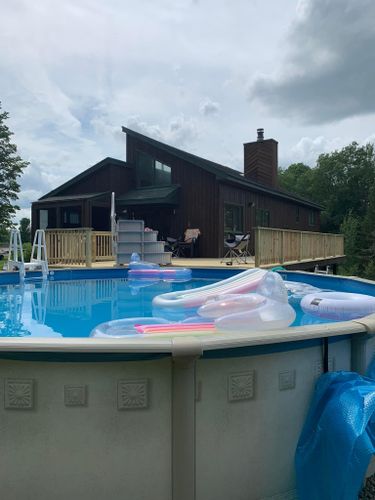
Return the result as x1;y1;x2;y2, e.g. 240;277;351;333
0;277;334;338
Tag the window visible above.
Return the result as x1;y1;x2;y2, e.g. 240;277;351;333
137;151;154;187
256;209;270;227
62;207;81;228
309;211;316;226
136;151;171;187
155;161;171;185
224;204;243;234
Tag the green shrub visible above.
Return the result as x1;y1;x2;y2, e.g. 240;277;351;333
23;242;32;262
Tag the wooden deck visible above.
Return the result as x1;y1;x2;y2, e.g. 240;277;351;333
49;257;254;270
49;254;345;270
45;227;345;270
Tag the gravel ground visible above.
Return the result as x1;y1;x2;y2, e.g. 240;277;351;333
359;474;375;499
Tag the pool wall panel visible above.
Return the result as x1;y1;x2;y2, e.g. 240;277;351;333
195;339;351;500
0;358;172;500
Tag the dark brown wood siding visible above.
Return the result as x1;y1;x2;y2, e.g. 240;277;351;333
57;162;135;196
31;137;321;258
219;182;320;255
31;161;135;236
126;136;220;257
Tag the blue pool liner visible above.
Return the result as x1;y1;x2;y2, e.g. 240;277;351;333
295;370;375;499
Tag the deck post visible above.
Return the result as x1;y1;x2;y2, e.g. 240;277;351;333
254;227;260;267
85;229;92;267
171;338;203;500
91;232;97;263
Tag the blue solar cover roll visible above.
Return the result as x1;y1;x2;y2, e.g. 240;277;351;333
295;370;375;499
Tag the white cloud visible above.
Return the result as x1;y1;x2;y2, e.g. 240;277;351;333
1;0;375;228
289;135;346;166
199;99;220;116
363;133;375;146
126;114;198;148
249;0;375;124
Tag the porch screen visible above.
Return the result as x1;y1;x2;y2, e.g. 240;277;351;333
224;204;243;234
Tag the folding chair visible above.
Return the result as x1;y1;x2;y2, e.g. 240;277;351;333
174;229;201;258
222;232;251;265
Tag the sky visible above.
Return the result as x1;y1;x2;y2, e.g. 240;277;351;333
1;0;375;221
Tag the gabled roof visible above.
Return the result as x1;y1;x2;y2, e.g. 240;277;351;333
122;127;322;210
39;157;130;200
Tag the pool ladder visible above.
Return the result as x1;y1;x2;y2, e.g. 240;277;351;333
4;229;48;281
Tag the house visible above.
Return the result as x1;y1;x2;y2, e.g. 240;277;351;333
31;128;322;258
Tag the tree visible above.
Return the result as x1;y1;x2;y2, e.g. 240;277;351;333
278;163;314;201
19;217;30;243
312;143;375;232
280;142;375;279
339;212;362;276
0;102;28;233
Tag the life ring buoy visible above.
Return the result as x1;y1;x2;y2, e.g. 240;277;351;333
301;292;375;321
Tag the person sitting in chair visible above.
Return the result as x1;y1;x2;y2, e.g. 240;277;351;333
168;229;201;258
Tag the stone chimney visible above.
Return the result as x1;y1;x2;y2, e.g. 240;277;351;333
243;128;278;188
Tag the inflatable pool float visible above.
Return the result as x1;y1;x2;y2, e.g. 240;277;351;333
92;272;296;338
301;291;375;320
91;317;216;338
128;253;192;282
134;322;215;334
128;268;192;282
198;272;296;333
152;268;267;309
91;317;171;338
284;281;322;305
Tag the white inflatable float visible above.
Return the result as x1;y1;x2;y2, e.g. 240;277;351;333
301;291;375;321
152;268;267;309
284;281;322;305
92;271;296;338
198;272;296;332
128;253;192;282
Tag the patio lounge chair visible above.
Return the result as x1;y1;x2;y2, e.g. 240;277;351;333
171;229;201;258
222;232;251;265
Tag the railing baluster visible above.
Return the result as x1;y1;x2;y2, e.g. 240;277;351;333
254;227;344;267
45;229;114;267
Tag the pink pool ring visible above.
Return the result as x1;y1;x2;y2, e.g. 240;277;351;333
128;267;192;282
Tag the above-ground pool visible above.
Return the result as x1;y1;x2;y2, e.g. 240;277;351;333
0;273;339;339
0;267;374;500
0;277;220;338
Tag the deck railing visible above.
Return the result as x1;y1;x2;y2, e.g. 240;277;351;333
254;227;345;267
45;229;114;267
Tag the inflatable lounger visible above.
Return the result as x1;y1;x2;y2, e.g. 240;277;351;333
152;268;267;309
